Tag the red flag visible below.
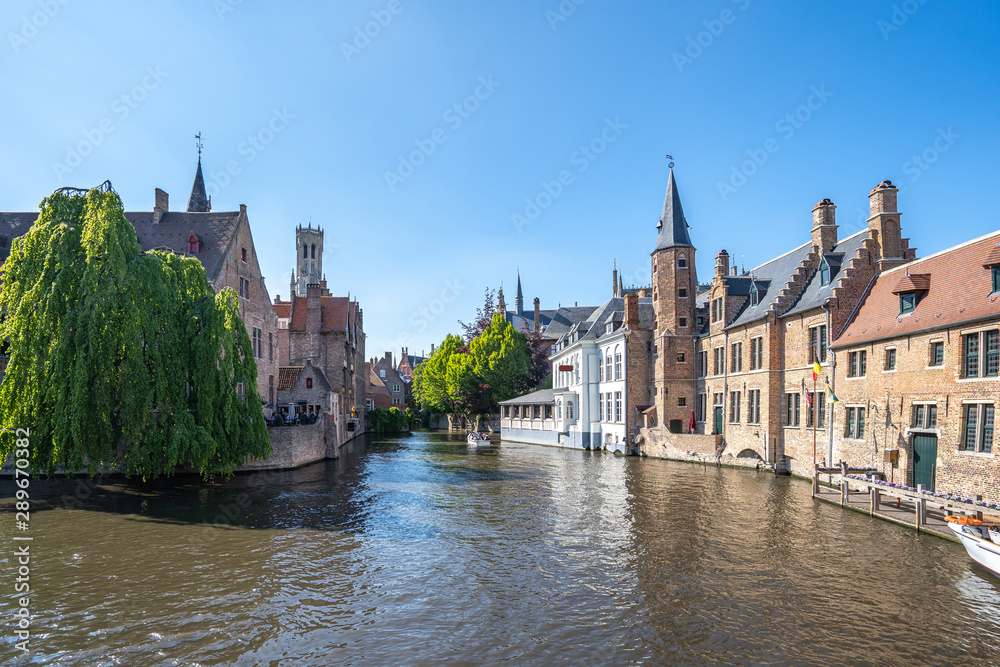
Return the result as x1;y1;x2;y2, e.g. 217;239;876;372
689;409;696;433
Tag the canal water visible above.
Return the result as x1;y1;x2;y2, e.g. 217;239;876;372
2;431;1000;666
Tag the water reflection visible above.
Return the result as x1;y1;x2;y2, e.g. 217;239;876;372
0;431;999;665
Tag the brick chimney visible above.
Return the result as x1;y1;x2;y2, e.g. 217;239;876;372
153;188;168;224
384;351;392;367
533;297;540;330
812;198;837;253
715;249;730;279
306;283;322;332
868;180;904;271
624;293;639;330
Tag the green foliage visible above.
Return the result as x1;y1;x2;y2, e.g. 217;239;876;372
0;186;270;478
413;314;531;417
367;406;411;433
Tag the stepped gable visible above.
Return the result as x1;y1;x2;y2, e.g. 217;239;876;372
783;229;869;317
724;241;813;329
834;231;1000;348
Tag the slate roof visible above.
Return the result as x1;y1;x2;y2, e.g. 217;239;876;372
0;213;37;264
834;231;1000;349
724;241;813;330
499;388;558;405
187;160;209;212
782;230;868;319
537;306;600;337
553;297;655;346
1;209;241;283
653;169;694;252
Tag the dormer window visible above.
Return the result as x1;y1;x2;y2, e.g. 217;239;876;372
819;259;830;286
892;273;929;317
186;232;201;254
749;283;759;307
992;266;1000;294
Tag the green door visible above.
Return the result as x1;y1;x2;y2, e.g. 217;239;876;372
912;433;937;491
714;407;723;435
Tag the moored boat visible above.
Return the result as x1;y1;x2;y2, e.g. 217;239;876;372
946;516;1000;578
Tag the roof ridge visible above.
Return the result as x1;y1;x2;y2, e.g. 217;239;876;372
881;228;1000;276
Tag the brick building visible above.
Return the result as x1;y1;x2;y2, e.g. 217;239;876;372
367;363;392;411
371;352;407;407
272;223;366;438
832;230;1000;500
0;160;280;403
642;172;918;477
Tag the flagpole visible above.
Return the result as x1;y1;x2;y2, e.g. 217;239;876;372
813;366;817;472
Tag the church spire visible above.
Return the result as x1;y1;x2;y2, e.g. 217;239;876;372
515;271;524;316
653;167;693;252
187;132;210;212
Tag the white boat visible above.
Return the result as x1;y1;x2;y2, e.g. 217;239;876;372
946;516;1000;577
467;432;493;446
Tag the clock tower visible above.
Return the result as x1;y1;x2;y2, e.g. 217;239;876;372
295;223;324;296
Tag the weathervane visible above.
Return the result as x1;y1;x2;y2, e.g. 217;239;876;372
666;154;675;169
195;132;204;161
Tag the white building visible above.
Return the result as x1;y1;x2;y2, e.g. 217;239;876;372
500;293;653;451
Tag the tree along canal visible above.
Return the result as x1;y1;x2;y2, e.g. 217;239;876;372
2;431;999;665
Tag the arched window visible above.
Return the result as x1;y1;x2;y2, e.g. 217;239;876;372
311;244;316;259
598;353;604;381
614;346;622;380
605;350;612;380
574;356;580;384
303;244;308;258
567;401;574;419
678;253;687;268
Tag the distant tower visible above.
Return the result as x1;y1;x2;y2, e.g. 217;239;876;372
187;132;210;213
295;223;324;296
651;167;697;429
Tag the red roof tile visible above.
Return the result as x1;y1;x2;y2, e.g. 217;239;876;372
891;273;930;294
982;243;1000;267
288;295;350;332
273;300;291;319
278;366;302;390
834;232;1000;348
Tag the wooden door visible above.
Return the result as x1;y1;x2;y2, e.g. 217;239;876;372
912;433;937;491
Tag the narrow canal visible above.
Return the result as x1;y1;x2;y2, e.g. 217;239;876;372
3;431;1000;665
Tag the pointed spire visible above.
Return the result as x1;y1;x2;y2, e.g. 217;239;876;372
654;168;693;251
290;268;296;297
515;271;524;316
187;135;210;212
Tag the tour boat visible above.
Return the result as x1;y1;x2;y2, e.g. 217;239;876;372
467;432;493;446
946;516;1000;577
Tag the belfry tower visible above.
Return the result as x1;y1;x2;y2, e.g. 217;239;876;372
651;167;697;430
295;223;324;296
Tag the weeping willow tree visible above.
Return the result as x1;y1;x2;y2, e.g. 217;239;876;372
0;183;270;478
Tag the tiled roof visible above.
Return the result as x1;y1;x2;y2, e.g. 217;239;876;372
278;366;302;390
834;231;1000;349
273;300;291;319
1;209;242;284
782;230;868;319
891;273;930;293
288;295;351;333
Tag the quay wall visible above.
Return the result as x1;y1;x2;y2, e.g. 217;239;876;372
639;427;769;470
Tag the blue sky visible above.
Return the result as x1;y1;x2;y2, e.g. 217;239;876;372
2;0;998;360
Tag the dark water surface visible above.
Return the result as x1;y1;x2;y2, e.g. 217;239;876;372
2;431;1000;666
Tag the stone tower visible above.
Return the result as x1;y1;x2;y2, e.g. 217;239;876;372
651;168;697;431
868;180;905;272
295;223;324;296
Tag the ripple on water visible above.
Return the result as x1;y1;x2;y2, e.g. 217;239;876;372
2;433;1000;665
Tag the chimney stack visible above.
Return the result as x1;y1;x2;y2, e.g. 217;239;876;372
612;265;619;297
868;180;904;271
624;293;639;330
153;188;168;224
715;250;730;279
811;198;838;254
